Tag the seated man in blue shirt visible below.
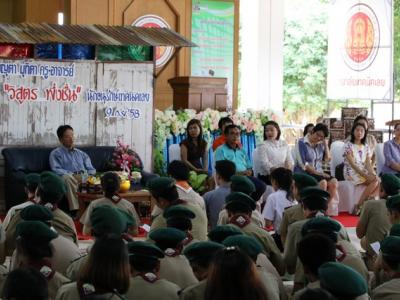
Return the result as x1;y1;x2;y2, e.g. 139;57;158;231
214;124;252;176
49;125;96;212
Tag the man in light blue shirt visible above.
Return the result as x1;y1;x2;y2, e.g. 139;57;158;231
203;160;236;229
49;125;96;211
214;124;252;175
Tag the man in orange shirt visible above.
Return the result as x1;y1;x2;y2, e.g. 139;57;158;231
212;117;241;151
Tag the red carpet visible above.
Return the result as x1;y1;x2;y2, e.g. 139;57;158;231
332;212;359;227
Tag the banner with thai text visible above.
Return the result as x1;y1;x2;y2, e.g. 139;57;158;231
327;0;392;100
0;59;154;170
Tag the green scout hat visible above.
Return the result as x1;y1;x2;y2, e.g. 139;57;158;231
230;175;256;195
225;192;256;211
90;206;127;236
39;171;66;198
380;236;400;264
318;262;368;298
208;225;243;243
389;224;400;237
183;241;224;263
148;227;186;250
299;187;330;200
300;187;330;210
127;241;164;260
25;173;41;188
301;217;341;242
147;177;175;197
293;173;318;189
381;174;400;196
386;194;400;210
163;205;195;219
20;205;54;222
16;220;58;242
222;235;263;259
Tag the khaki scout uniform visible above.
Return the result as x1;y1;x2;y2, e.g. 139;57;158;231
126;275;180;300
179;280;207;300
159;255;199;289
372;278;400;300
279;204;305;243
358;199;391;257
257;254;287;300
283;218;350;273
0;264;8;294
292;280;321;300
150;203;208;241
52;208;78;244
11;233;81;274
81;197;139;235
55;282;124;300
217;208;265;228
228;221;284;274
65;254;88;281
257;266;280;300
47;270;70;300
3;208;78;259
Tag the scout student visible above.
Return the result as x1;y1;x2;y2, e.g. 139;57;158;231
371;236;400;299
81;171;139;236
292;233;336;299
3;172;78;261
283;187;349;275
318;262;369;300
15;220;69;299
298;217;368;289
218;175;265;227
164;205;197;248
0;173;41;264
223;235;280;300
149;227;198;289
280;173;318;245
356;173;397;269
224;192;285;275
126;241;180;300
386;194;400;225
11;205;80;275
56;235;130;300
2;267;49;300
203;246;269;300
36;171;78;243
66;205;134;281
180;241;225;300
148;177;207;241
207;225;283;289
2;173;40;230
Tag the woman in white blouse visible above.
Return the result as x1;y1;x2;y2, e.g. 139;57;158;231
256;121;293;185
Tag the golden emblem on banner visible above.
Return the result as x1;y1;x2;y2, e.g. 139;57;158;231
342;3;380;71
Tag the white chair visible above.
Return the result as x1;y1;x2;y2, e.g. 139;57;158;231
375;143;385;175
168;144;181;163
329;141;345;177
252;147;261;177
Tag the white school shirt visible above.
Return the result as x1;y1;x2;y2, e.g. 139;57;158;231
262;190;297;233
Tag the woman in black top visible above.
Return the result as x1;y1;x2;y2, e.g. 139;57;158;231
180;119;208;174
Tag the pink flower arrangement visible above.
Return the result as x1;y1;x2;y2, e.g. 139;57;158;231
110;140;143;174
